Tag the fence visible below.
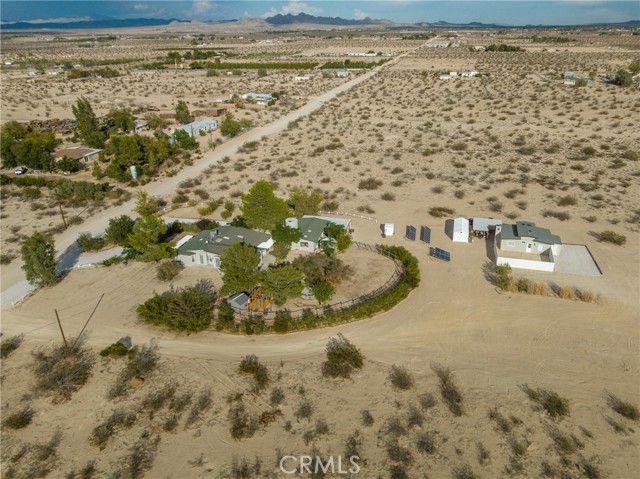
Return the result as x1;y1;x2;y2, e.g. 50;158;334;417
232;242;405;323
11;291;33;308
318;211;378;223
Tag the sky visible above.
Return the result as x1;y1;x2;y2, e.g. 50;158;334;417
0;1;638;26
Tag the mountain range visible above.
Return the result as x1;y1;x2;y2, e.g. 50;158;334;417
1;13;638;30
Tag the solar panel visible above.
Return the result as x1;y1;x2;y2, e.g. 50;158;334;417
420;226;431;244
406;225;416;241
430;247;451;262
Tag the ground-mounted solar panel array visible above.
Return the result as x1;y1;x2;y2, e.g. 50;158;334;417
406;225;416;241
430;247;451;262
420;226;431;244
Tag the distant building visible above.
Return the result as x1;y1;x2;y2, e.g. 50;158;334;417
473;46;486;51
295;76;310;81
494;221;562;272
336;70;350;78
346;52;377;57
426;42;452;48
460;70;479;77
52;147;102;163
240;93;274;105
171;118;218;138
285;215;351;253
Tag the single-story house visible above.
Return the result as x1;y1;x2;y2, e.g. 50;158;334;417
449;71;458;76
496;221;562;256
295;76;310;81
133;120;147;132
52;147;102;163
285;215;351;253
426;42;452;48
439;75;452;81
346;52;377;57
473;46;486;51
461;70;479;77
240;93;274;105
445;218;470;243
176;225;273;268
171;118;218;138
191;107;226;118
336;70;350;78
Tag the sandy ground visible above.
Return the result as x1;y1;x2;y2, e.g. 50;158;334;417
1;29;639;478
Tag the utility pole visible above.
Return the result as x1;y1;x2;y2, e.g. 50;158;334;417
55;309;69;351
55;191;68;229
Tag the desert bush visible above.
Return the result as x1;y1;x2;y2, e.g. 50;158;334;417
239;354;270;391
142;383;177;412
185;389;213;428
322;333;364;378
429;206;455;218
269;387;285;406
156;260;183;281
558;285;577;300
526;281;551;296
389;365;414;390
607;394;639;421
477;442;491;465
99;341;129;357
598;230;626;245
418;392;437;410
522;385;570;418
361;409;374;427
415;431;436;454
90;409;136;449
117;437;159;479
488;408;512;433
557;195;578;206
358;178;383;190
386;438;413;464
452;464;477;479
549;429;584;454
3;407;35;429
493;264;513;290
542;209;571;221
344;430;363;459
33;338;94;400
228;402;258;439
108;342;159;399
295;400;314;421
579;290;597;303
432;363;464;416
381;192;396;201
407;405;424;427
1;335;23;359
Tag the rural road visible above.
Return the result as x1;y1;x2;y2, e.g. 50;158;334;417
0;52;408;309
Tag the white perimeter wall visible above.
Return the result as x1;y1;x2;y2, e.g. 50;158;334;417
496;256;555;272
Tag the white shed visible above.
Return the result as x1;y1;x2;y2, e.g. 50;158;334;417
446;217;469;243
383;223;395;237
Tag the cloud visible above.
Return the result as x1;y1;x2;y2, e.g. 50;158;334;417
261;2;322;18
5;16;93;24
192;0;216;15
353;9;369;20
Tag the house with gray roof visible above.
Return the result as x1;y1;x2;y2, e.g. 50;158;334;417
284;215;351;253
494;221;562;272
176;225;273;268
171;118;218;139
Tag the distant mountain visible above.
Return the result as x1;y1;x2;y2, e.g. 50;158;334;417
0;17;185;30
265;13;386;26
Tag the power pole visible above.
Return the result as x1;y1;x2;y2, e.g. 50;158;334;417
55;191;68;229
54;309;69;351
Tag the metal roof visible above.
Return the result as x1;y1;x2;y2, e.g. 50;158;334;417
500;222;561;245
177;226;271;256
472;217;503;232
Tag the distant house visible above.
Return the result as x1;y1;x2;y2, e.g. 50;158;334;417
473;46;486;51
471;217;502;238
460;70;479;77
495;221;562;272
171;118;218;138
241;93;274;105
295;76;310;81
176;225;273;268
426;42;452;48
346;52;377;57
52;147;102;163
285;215;351;253
336;70;350;78
133;120;147;132
191;107;226;118
449;71;458;76
227;292;249;314
439;75;452;80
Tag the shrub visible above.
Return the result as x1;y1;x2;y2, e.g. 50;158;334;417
386;438;413;463
90;408;136;449
432;363;464;416
389;365;414;390
1;335;23;359
418;392;437;410
358;178;383;190
294;400;314;421
429;206;455;218
108;342;159;399
142;383;177;412
607;394;639;421
3;407;35;429
452;464;477;479
322;333;364;378
187;389;213;427
33;338;94;401
598;230;626;245
156;260;184;281
381;192;396;201
526;281;551;296
407;405;424;427
99;341;129;357
558;285;576;300
580;290;597;303
238;354;270;391
541;210;571;221
522;385;570;418
361;409;374;427
76;232;104;252
416;431;436;454
494;264;513;290
270;387;285;406
228;402;258;439
557;195;577;206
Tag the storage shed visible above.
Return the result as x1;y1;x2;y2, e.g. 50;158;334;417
383;223;395;237
445;218;469;243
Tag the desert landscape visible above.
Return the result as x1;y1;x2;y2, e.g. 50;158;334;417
1;18;639;479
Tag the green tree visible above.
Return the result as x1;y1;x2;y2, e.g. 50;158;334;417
629;61;640;75
240;180;290;231
175;100;192;125
312;280;334;304
72;96;104;148
126;215;172;261
107;107;135;133
172;129;198;149
134;191;158;217
219;243;261;295
324;223;351;252
21;231;57;287
56;156;80;173
220;112;252;137
614;70;633;87
262;265;303;306
289;188;323;217
105;215;135;246
0;121;28;167
144;113;165;130
271;223;302;260
9;131;58;171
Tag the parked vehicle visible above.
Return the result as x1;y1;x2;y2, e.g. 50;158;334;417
14;166;27;175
